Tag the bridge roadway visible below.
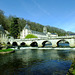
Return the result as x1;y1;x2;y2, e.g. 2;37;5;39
7;35;75;47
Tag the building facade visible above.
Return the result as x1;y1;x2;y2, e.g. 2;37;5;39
20;23;58;39
0;25;8;43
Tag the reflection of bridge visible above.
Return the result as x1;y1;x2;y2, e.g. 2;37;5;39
7;35;75;47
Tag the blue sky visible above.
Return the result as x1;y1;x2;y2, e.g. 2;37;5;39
0;0;75;32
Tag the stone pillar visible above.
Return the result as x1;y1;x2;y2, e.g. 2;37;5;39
52;41;57;47
69;39;75;47
37;41;43;47
38;43;43;47
17;42;20;46
25;41;32;46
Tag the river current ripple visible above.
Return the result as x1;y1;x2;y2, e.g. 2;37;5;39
0;48;75;75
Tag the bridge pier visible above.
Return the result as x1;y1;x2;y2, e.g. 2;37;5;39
52;43;57;47
25;41;32;46
38;43;43;47
17;42;20;46
69;39;75;47
51;40;58;47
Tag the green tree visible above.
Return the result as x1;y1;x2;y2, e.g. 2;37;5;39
10;18;20;38
0;9;10;31
25;34;38;38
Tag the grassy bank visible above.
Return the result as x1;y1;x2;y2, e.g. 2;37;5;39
0;48;14;52
67;59;75;75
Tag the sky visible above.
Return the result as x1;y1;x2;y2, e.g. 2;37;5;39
0;0;75;32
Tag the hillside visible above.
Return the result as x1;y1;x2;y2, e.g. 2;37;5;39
0;9;75;38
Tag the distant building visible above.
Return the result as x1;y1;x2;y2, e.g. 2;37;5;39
46;32;58;37
20;23;58;39
0;25;8;43
43;26;47;34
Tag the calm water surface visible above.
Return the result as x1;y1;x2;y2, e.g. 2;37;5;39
0;48;75;75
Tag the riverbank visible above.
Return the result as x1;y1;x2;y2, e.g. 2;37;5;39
67;59;75;75
0;48;15;54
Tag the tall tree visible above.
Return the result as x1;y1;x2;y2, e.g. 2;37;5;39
10;18;20;38
0;10;5;26
0;9;10;31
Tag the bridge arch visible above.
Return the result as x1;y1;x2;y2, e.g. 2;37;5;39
12;42;18;46
30;42;38;47
57;39;69;47
20;42;26;46
7;42;11;45
42;41;52;47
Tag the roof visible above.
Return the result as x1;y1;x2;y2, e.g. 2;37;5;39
31;30;46;35
25;23;30;29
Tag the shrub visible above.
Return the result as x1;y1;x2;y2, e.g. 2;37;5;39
25;34;38;38
0;48;14;52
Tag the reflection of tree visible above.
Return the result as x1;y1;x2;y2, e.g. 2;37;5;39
57;50;69;59
0;56;24;75
0;51;27;75
30;49;44;62
0;49;45;74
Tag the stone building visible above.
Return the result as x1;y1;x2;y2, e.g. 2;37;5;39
20;23;58;39
46;32;58;37
0;25;8;44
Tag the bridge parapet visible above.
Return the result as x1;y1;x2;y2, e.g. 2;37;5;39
8;35;75;42
49;35;75;39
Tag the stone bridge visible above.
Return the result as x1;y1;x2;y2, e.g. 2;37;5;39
7;36;75;47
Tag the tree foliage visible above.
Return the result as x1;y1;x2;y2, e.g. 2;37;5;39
0;10;10;31
25;34;38;38
10;18;20;38
0;9;75;38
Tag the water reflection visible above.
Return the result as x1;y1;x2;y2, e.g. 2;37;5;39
0;49;75;75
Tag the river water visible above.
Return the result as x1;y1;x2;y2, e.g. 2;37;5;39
0;48;75;75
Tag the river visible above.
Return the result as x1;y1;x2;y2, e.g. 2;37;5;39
0;48;75;75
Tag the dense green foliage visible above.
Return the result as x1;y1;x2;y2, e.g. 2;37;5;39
0;48;14;52
0;10;11;31
72;70;75;75
10;18;20;38
0;9;75;38
25;34;38;38
67;59;75;75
